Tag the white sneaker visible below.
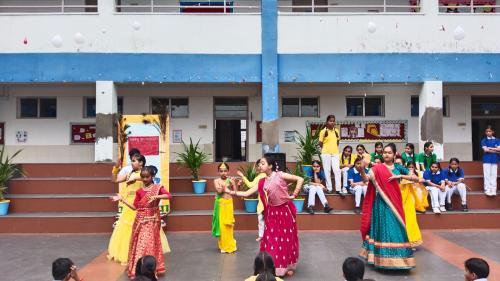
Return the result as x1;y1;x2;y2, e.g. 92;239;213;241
439;206;446;212
433;207;441;214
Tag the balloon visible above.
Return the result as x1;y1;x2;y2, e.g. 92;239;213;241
367;21;377;33
453;26;465;41
74;32;85;45
51;35;63;48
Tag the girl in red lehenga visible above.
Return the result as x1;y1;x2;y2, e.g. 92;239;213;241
113;165;172;279
232;156;304;277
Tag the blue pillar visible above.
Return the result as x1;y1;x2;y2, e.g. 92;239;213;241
261;0;279;153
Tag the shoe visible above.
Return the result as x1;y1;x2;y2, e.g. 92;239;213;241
256;237;262;242
439;206;446;212
342;187;348;194
433;207;441;214
336;191;345;198
445;202;453;211
461;204;468;212
324;204;333;213
326;190;334;194
306;206;315;214
354;207;361;214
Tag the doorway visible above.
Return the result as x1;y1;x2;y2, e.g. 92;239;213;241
214;98;247;162
471;96;500;160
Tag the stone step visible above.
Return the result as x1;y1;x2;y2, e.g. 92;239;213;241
5;194;117;213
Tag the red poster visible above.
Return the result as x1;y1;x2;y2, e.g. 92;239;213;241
0;122;4;145
71;124;96;143
128;136;159;156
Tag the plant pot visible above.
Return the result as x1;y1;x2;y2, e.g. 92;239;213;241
302;165;313;176
292;198;305;213
0;200;10;216
244;198;258;213
192;180;207;194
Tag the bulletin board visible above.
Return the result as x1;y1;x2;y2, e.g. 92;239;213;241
307;120;408;142
71;123;96;144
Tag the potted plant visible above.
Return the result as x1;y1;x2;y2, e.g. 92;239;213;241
287;164;311;213
237;164;259;213
294;125;322;175
0;146;24;216
175;138;210;194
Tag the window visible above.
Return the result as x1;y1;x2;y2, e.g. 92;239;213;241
84;97;123;118
410;96;449;117
282;97;319;117
346;96;384;117
151;97;189;118
472;97;500;117
19;97;57;118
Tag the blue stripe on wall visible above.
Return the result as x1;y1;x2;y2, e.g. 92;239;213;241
261;0;279;122
2;53;500;83
279;53;500;83
0;53;261;83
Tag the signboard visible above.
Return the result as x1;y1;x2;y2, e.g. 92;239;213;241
308;120;407;142
71;124;96;144
0;122;4;145
128;136;159;155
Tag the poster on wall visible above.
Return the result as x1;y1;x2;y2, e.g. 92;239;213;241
0;122;4;145
172;130;182;143
71;124;96;144
307;120;407;142
16;130;27;143
120;115;170;214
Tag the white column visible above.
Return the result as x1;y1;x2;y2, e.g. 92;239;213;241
95;81;117;162
419;81;444;160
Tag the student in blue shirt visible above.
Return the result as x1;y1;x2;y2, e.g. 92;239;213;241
443;158;468;212
347;156;369;214
481;125;500;197
423;162;447;214
303;160;333;215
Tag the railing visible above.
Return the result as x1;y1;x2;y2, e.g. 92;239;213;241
278;0;421;14
438;0;499;13
114;0;261;14
0;0;98;14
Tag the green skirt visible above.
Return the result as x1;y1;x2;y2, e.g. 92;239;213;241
360;193;416;270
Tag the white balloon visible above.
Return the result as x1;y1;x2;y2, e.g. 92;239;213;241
453;26;465;41
51;35;63;48
367;21;377;33
74;32;85;45
132;21;141;31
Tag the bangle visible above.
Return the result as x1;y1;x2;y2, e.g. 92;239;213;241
112;166;120;175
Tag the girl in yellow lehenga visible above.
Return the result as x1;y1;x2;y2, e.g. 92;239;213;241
400;161;428;247
212;162;237;253
108;154;170;265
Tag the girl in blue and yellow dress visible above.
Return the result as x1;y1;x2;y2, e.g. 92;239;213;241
212;162;237;253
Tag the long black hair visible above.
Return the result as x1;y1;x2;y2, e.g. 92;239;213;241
253;252;277;281
447;157;463;176
323;115;337;138
140;256;157;281
262;156;279;172
342;145;353;164
141;165;158;177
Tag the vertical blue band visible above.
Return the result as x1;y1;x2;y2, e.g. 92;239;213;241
261;0;278;122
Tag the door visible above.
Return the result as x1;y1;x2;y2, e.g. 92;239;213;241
471;96;500;160
214;98;247;162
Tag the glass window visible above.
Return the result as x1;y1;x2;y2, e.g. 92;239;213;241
472;97;500;117
301;98;319;117
151;98;170;115
282;98;300;117
39;98;57;118
19;98;38;118
85;97;97;118
117;97;124;114
346;97;363;116
411;96;419;117
365;97;383;116
171;98;189;118
443;96;449;117
411;96;448;117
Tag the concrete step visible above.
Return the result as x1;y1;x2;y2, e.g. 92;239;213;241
8;177;116;194
5;194;117;213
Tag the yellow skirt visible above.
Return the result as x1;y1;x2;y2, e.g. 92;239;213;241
400;183;423;247
218;197;237;253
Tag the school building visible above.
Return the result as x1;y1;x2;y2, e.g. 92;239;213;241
1;0;500;164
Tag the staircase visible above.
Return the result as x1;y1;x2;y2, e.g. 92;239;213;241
0;162;499;233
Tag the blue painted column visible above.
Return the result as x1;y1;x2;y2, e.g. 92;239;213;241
261;0;279;153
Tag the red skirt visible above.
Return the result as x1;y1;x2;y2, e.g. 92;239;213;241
260;201;299;276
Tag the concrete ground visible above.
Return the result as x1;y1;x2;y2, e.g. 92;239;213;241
0;231;498;281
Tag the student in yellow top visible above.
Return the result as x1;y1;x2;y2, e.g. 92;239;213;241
245;252;284;281
355;144;372;166
319;115;343;195
340;145;356;193
237;159;266;241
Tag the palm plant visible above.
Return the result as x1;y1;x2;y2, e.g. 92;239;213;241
286;164;311;199
175;138;209;181
237;164;258;191
0;146;25;201
294;125;322;165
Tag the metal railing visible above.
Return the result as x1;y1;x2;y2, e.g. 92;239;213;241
438;0;499;13
114;0;261;14
278;0;421;14
0;0;98;14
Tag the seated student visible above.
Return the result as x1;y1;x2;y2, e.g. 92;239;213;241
417;141;437;171
342;257;365;281
443;158;468;212
423;162;448;214
340;145;357;193
370;142;383;165
347;157;368;214
52;258;82;281
245;252;284;281
303;160;333;215
355;144;371;167
464;258;489;281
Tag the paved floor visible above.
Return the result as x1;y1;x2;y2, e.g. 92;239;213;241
1;231;498;281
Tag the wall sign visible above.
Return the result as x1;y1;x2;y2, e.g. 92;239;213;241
172;130;182;143
71;124;96;144
128;136;159;156
308;120;407;142
16;130;27;143
0;123;4;145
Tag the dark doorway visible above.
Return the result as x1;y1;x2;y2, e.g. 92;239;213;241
214;98;247;162
471;96;500;160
